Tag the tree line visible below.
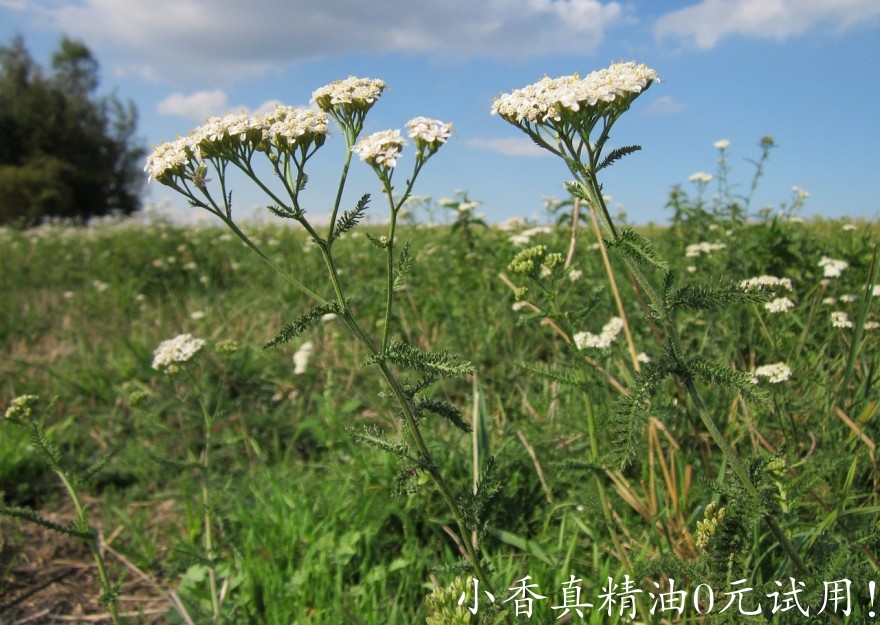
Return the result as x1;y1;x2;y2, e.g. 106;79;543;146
0;35;145;225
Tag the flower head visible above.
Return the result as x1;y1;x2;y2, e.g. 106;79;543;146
312;76;386;114
4;394;40;423
574;317;625;351
765;297;795;313
293;340;314;375
491;61;658;125
152;333;206;371
831;311;853;329
740;275;793;292
818;256;848;278
688;172;713;184
352;129;406;170
713;139;730;150
406;116;453;156
751;362;792;384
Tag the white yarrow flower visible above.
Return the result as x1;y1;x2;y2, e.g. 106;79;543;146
751;362;792;384
293;341;314;375
831;311;853;329
818;256;848;278
686;242;727;257
574;317;624;351
765;297;795;313
152;333;206;371
312;76;386;111
740;275;793;292
714;139;730;150
352;129;406;169
688;172;713;184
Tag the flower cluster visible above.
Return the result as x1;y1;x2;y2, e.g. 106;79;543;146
4;394;39;422
818;256;848;278
751;362;792;384
765;297;795;313
152;333;206;371
406;116;453;154
145;106;329;184
740;275;794;291
574;317;625;351
831;311;853;329
688;172;714;184
685;242;727;257
312;76;386;113
491;61;657;125
352;129;407;170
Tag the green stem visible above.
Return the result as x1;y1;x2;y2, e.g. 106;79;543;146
579;167;810;576
56;470;123;624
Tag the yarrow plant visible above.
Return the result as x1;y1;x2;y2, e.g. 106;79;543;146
145;77;511;618
493;60;812;581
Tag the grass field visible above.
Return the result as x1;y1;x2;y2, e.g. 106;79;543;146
1;196;879;623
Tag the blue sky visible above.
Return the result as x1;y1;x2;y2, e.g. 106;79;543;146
3;0;880;225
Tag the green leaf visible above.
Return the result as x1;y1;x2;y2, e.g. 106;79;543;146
264;301;342;348
332;193;369;241
667;280;769;312
608;227;669;272
368;338;475;379
517;361;585;388
597;144;642;172
392;241;414;292
415;396;471;433
1;503;95;539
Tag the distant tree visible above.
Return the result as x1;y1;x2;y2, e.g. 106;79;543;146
0;35;145;225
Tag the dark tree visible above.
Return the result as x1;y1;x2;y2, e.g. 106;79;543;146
0;35;146;225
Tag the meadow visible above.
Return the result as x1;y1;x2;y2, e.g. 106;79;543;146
2;66;879;625
1;195;878;624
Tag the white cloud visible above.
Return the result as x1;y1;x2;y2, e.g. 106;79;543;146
38;0;624;84
642;96;685;116
655;0;880;49
465;137;551;158
157;89;229;120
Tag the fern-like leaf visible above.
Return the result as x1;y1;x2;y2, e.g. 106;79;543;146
264;301;342;348
597;145;642;172
667;280;769;312
348;425;412;460
368;339;475;378
608;227;669;272
392;241;414;292
685;356;768;404
332;194;369;241
0;503;95;539
415;397;471;433
517;362;585;388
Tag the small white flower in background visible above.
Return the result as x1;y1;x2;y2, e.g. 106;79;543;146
818;256;848;278
686;242;727;257
512;301;528;312
321;313;338;322
183;261;197;271
740;275;793;291
574;317;624;351
714;139;730;150
637;352;651;363
831;311;853;329
152;333;206;371
865;321;880;330
92;279;109;292
751;362;792;384
872;284;880;297
293;341;314;375
352;129;406;169
568;269;583;282
842;223;857;231
688;172;713;184
63;290;75;300
839;293;858;303
792;186;810;200
765;297;795;313
822;297;836;305
189;310;206;320
687;266;697;273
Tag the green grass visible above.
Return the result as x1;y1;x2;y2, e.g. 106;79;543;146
1;212;878;623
